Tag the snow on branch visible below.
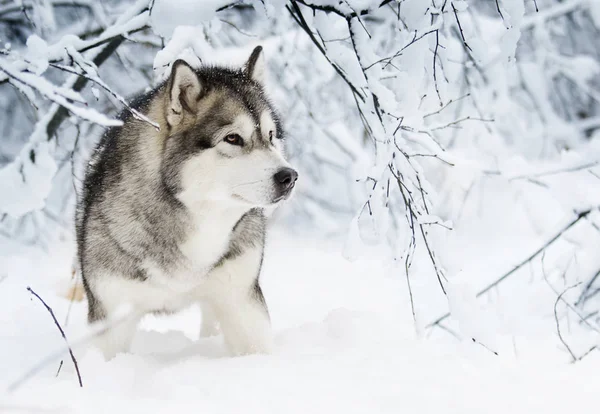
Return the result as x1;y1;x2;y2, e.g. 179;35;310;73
0;0;152;218
0;55;122;127
521;0;588;30
287;0;484;310
427;208;598;330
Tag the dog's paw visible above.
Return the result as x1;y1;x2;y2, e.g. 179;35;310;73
199;322;220;338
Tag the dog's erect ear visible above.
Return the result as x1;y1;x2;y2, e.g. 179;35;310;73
167;59;202;127
244;46;265;83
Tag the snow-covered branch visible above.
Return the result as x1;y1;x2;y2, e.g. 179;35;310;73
0;0;152;218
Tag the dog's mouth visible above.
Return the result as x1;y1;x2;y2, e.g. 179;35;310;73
272;182;295;204
231;184;295;206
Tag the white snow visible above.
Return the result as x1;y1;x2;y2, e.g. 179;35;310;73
1;0;600;411
0;141;57;218
1;231;599;413
150;0;230;39
24;35;49;75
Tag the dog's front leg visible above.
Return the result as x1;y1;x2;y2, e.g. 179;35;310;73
215;284;272;355
84;273;145;360
199;301;220;337
206;247;272;355
92;313;141;360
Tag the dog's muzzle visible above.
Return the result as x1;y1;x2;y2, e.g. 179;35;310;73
273;167;298;202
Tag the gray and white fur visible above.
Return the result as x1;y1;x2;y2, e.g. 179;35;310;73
76;46;297;359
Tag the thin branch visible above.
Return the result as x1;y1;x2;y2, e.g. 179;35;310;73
215;1;247;12
577;345;597;361
50;50;159;129
509;161;599;182
522;0;586;30
472;337;499;356
452;3;472;52
365;29;437;71
495;0;505;21
46;36;128;138
7;309;140;393
423;93;471;118
428;115;494;132
396;177;417;324
554;284;580;362
25;287;82;388
576;267;600;306
420;223;446;294
408;153;455;167
434;322;460;339
541;256;600;333
287;1;365;102
294;0;392;19
427;209;594;328
433;29;442;104
55;360;64;378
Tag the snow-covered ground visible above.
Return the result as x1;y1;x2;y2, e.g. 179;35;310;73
1;229;599;413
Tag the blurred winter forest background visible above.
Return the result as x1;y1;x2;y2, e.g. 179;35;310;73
0;0;599;360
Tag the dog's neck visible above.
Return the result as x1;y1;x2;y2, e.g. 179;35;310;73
186;200;250;229
177;199;250;272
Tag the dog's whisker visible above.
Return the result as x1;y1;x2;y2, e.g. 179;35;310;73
232;179;267;189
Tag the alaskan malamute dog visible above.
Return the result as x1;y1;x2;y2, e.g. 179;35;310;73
76;46;297;359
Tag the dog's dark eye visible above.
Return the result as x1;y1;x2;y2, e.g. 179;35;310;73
224;134;243;146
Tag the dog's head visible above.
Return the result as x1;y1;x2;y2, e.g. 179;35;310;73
160;46;297;210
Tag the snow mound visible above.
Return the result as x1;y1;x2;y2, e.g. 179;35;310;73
0;233;598;413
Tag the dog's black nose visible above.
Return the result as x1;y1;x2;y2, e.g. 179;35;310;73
273;167;298;195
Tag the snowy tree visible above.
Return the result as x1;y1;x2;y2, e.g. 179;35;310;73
0;0;599;356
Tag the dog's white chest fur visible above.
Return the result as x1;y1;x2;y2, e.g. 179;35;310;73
179;218;231;272
181;205;248;267
141;204;247;293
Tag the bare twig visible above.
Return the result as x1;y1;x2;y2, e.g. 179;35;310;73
419;223;446;294
396;178;417;323
427;209;594;329
7;306;142;393
522;0;586;30
577;345;597;361
51;51;159;129
287;1;366;102
432;29;442;104
495;0;505;21
452;3;472;52
423;93;471;118
576;267;600;306
24;287;82;388
294;0;393;19
554;284;580;362
55;360;64;378
541;256;600;333
472;337;499;356
428;115;494;132
365;29;437;71
509;161;599;182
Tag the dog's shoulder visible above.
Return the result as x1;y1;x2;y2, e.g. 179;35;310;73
211;208;266;267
